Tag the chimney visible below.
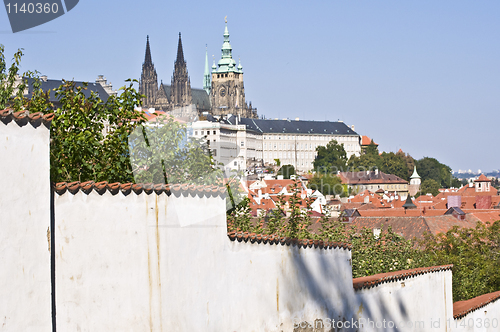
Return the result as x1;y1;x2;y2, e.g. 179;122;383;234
40;75;47;82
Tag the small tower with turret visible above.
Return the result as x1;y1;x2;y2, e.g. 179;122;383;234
409;166;421;196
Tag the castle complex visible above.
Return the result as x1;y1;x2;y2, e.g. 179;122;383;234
139;20;257;118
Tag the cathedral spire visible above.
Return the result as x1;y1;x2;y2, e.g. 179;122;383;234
203;45;211;95
176;32;185;64
216;18;238;73
144;35;153;67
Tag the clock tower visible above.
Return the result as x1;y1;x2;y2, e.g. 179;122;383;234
211;18;257;118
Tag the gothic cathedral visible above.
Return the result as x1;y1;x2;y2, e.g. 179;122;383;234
139;20;257;118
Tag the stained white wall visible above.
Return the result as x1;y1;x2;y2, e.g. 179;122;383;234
452;299;500;332
0;120;52;331
355;270;453;332
54;190;356;331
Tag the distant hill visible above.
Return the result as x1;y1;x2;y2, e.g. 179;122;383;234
453;170;500;179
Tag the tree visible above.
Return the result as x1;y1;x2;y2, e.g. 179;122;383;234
415;157;459;188
277;164;295;179
379;152;408;180
420;178;440;196
313;140;347;174
307;173;345;197
396;149;415;179
419;221;500;301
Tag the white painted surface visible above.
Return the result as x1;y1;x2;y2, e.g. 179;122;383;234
452;299;500;332
355;270;453;332
0;121;52;331
55;190;356;331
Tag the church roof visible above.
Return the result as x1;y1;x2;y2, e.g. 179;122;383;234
176;32;185;65
159;84;210;111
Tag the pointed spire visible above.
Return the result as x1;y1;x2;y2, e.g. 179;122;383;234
144;35;153;66
176;32;185;64
216;17;238;73
203;45;211;94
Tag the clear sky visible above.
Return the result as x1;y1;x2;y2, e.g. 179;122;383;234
1;0;499;172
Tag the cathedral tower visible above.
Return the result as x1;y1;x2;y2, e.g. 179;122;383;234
139;36;158;109
211;18;256;118
170;33;192;108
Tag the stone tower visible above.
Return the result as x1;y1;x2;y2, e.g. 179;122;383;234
211;19;257;118
170;33;192;108
139;36;158;109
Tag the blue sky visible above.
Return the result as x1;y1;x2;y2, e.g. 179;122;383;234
1;0;499;172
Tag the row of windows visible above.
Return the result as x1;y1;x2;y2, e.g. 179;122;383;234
356;184;407;190
263;135;357;141
194;130;218;136
264;151;316;159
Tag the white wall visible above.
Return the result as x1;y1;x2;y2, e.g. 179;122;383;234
54;189;356;331
0;118;52;331
452;298;500;332
355;270;453;332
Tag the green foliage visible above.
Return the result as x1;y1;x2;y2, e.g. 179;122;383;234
48;80;145;183
313;140;347;174
419;178;440;196
419;221;500;301
396;149;416;179
277;164;295;179
307;173;345;196
379;152;408;180
416;157;460;188
274;158;281;167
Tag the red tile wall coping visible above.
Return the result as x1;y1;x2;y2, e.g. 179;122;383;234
227;231;352;250
453;290;500;319
54;181;226;198
0;109;54;128
352;264;453;291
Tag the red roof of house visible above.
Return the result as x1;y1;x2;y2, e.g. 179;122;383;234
339;171;408;185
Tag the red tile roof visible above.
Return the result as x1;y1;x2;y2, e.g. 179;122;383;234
353;265;453;290
54;181;226;197
453;290;500;319
361;135;378;146
227;231;351;250
476;174;491;182
0;109;53;128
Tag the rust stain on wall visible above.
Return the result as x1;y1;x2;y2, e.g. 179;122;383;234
276;278;280;312
46;227;51;252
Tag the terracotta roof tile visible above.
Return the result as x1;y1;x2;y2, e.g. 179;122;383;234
353;265;453;290
54;181;226;198
227;231;351;250
0;109;53;128
476;174;490;182
453;290;500;319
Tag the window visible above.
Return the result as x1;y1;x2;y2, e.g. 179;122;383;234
201;130;204;135
212;149;217;156
240;141;244;147
194;131;198;136
213;130;216;135
234;161;237;166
